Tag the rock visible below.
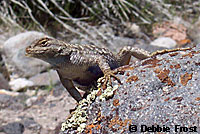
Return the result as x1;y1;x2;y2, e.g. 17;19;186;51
20;117;41;134
25;96;38;107
2;31;50;79
25;89;36;97
70;23;147;53
0;53;10;81
150;37;177;48
9;78;34;92
126;23;141;35
0;73;10;89
188;16;200;44
0;93;26;110
0;94;14;109
0;89;19;96
28;69;59;86
25;95;46;107
152;21;188;45
70;36;137;53
61;45;200;133
98;24;115;36
0;82;76;134
69;39;91;46
108;36;136;52
0;122;24;134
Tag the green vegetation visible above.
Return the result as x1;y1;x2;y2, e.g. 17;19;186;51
0;0;199;44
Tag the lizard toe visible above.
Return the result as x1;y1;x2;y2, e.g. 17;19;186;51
101;70;121;88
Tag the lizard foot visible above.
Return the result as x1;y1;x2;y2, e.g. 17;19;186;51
100;70;122;88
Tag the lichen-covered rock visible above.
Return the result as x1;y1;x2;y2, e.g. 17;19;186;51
61;45;200;134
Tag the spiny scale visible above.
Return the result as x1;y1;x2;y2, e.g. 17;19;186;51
26;37;192;102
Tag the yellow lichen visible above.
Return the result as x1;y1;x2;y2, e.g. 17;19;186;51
61;78;119;133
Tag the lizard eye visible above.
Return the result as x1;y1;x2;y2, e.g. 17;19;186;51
58;48;63;53
39;40;48;47
37;38;52;47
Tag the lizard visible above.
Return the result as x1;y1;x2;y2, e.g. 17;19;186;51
25;37;191;102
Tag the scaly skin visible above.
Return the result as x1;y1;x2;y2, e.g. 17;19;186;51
26;37;191;102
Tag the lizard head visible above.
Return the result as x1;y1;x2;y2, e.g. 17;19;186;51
25;37;70;66
25;37;68;58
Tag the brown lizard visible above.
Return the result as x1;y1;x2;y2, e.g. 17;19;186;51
25;37;191;102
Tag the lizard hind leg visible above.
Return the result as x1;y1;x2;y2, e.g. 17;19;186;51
117;46;151;66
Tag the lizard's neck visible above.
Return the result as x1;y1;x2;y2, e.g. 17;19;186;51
43;56;70;68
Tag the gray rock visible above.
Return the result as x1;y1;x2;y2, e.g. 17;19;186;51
19;117;41;133
70;36;137;53
0;84;76;134
61;45;200;133
188;17;200;44
108;36;136;52
2;31;50;78
0;122;24;134
0;94;14;109
0;89;19;96
150;37;177;48
0;93;26;110
0;53;10;81
28;69;59;86
9;78;34;92
0;73;10;89
25;96;38;107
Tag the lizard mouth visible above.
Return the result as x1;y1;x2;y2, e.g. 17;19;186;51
25;47;47;57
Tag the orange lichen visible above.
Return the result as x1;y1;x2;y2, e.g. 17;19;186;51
164;97;170;101
131;107;143;111
85;124;95;134
172;97;183;102
170;64;181;69
140;70;146;72
177;39;191;46
126;75;139;83
155;69;175;86
152;21;188;43
195;97;200;101
117;66;134;75
126;72;130;76
113;99;120;106
108;116;132;130
119;66;135;71
182;51;199;58
96;124;101;130
96;89;102;96
169;52;179;57
170;65;173;69
180;72;193;86
174;64;181;69
195;62;200;66
182;52;193;58
85;124;101;134
142;58;161;68
97;112;102;122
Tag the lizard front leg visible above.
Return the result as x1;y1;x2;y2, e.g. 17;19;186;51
57;71;82;102
96;56;121;87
